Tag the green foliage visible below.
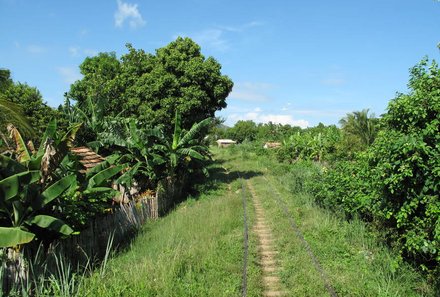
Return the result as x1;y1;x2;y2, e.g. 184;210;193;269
56;156;124;230
155;111;212;179
0;70;59;140
67;38;233;132
94;117;164;191
313;57;440;277
339;109;379;150
0;154;75;247
276;126;341;163
225;120;258;143
0;99;32;142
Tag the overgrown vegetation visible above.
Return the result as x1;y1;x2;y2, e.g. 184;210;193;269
218;55;439;288
1;38;228;295
1;37;438;295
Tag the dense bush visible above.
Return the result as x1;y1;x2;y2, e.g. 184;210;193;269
313;57;440;276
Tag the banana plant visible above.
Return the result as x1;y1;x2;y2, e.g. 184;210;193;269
0;120;82;248
0;155;75;248
95;118;165;190
154;111;212;179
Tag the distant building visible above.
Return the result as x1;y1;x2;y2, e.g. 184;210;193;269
216;139;237;148
263;142;282;149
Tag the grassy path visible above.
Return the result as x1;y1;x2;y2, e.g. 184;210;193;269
79;157;262;297
219;147;434;296
247;180;285;297
78;147;435;296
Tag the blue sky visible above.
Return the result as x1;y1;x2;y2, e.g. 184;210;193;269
1;0;439;127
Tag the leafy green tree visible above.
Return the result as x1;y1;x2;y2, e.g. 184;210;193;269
226;120;258;143
0;69;12;91
67;38;233;132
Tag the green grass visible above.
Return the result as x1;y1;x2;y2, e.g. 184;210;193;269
78;160;262;297
216;146;436;296
17;145;434;296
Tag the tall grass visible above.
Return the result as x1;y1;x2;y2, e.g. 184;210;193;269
77;174;261;296
216;145;436;296
0;233;115;297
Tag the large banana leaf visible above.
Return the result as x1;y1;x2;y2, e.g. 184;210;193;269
172;111;182;150
83;187;118;196
87;164;126;189
0;154;26;176
32;174;76;210
177;148;205;161
116;161;142;187
61;123;82;148
129;120;141;145
0;171;40;201
86;154;120;177
170;153;178;169
178;117;211;148
0;227;35;247
27;155;43;171
26;215;73;236
143;127;163;139
7;124;31;163
37;119;57;157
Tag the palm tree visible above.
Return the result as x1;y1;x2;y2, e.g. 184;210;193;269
0;98;33;148
339;109;378;147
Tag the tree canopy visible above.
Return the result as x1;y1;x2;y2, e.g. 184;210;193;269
67;37;233;132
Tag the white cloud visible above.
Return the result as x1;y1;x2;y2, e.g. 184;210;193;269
227;109;309;128
259;114;309;128
176;29;229;51
68;47;98;57
176;21;262;52
114;0;146;29
228;82;274;102
192;29;229;51
27;44;46;54
58;67;82;84
83;48;98;56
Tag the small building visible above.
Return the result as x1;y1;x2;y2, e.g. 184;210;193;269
263;142;282;149
216;139;237;148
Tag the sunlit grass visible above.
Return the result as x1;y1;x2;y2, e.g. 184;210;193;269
216;145;435;296
78;161;262;297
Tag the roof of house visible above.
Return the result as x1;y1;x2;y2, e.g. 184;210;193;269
70;146;105;172
216;139;237;144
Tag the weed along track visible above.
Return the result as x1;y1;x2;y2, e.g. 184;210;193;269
246;180;286;297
